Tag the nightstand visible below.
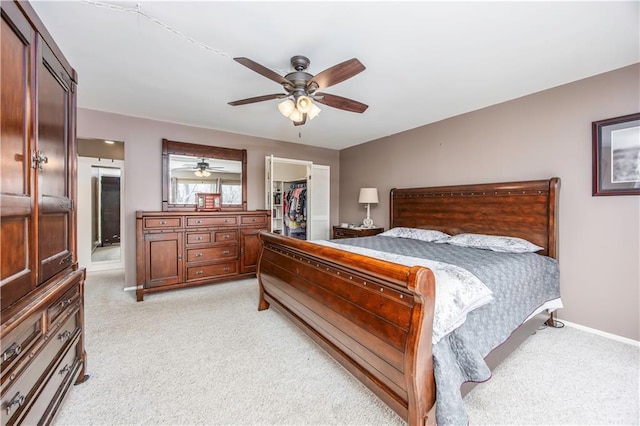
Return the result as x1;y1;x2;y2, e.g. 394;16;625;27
332;226;384;239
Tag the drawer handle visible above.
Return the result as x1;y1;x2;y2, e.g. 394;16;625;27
195;253;203;257
223;219;229;223
58;330;72;342
59;253;73;265
4;392;25;415
59;364;71;376
223;235;229;239
196;270;203;275
195;236;203;241
251;218;256;222
223;267;230;272
159;220;167;225
2;343;22;362
195;220;202;224
222;250;230;255
59;298;73;309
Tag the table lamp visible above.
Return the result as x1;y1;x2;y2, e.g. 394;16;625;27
358;188;379;228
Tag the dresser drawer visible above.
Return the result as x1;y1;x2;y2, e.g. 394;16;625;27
186;232;212;245
47;284;80;326
186;246;237;263
1;311;43;377
186;216;237;227
186;262;237;281
241;215;267;226
1;311;78;425
144;217;182;229
214;230;237;243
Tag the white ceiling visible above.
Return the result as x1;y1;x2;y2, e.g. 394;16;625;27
31;1;639;150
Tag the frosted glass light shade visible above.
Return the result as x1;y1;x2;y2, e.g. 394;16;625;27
307;102;321;120
358;188;379;204
194;169;211;177
278;99;295;117
288;108;304;123
296;96;312;113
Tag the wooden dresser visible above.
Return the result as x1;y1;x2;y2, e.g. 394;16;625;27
1;1;87;423
136;211;270;301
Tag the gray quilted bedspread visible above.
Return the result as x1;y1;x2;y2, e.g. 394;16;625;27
333;235;560;425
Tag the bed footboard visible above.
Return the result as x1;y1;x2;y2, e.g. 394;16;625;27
257;231;437;425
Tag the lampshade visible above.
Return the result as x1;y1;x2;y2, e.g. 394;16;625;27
358;188;379;204
288;107;304;123
307;102;321;120
296;96;312;113
278;99;295;117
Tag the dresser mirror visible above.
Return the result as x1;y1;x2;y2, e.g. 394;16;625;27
162;139;247;211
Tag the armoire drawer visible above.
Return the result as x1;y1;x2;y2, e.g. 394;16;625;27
186;262;237;281
19;337;80;426
187;216;237;227
144;217;182;229
47;284;81;326
1;311;78;425
186;246;237;263
1;311;43;378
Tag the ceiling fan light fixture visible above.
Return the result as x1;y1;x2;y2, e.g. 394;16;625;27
307;102;321;120
296;95;313;113
278;99;295;117
194;169;210;177
288;107;304;123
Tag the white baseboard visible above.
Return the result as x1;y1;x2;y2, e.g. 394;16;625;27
558;318;639;347
123;286;137;292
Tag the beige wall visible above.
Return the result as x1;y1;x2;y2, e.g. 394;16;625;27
339;64;640;341
77;109;340;288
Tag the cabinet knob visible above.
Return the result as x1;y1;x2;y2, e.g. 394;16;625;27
2;343;21;362
196;270;203;275
223;234;229;239
58;330;72;342
195;253;203;257
159;220;167;225
59;364;71;376
196;220;202;224
196;236;203;241
5;392;25;415
222;250;230;255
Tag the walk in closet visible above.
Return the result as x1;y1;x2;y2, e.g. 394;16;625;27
265;156;330;241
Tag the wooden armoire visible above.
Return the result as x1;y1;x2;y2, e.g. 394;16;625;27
1;1;87;423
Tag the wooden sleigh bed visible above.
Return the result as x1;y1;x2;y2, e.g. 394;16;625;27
256;178;560;425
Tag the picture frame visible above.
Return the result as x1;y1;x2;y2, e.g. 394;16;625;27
592;112;640;196
196;193;222;211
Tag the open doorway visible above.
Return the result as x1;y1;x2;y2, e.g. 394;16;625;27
77;138;125;271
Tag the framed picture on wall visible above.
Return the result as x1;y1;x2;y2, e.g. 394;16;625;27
592;112;640;196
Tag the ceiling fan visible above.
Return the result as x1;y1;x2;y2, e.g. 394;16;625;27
228;55;368;126
174;158;223;177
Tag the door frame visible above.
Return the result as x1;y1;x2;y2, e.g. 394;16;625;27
77;156;125;271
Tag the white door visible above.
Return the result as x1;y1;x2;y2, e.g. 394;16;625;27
307;164;330;240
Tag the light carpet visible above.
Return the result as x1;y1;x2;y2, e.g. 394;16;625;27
54;270;639;425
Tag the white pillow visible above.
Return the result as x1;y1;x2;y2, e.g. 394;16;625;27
378;227;451;243
444;233;543;253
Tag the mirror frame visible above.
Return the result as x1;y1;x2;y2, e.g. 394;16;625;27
162;139;247;211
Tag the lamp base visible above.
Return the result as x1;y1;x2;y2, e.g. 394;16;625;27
362;218;374;228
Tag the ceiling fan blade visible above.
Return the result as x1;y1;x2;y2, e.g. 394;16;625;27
313;93;368;113
233;57;293;88
307;58;365;91
228;93;288;106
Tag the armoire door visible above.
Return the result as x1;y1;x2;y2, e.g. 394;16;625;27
37;38;75;284
0;4;37;310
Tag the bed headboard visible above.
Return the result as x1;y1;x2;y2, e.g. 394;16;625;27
390;178;560;258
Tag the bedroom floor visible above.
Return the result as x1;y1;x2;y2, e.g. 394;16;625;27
53;270;639;425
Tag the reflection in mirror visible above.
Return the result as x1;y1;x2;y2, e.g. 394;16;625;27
162;139;247;211
168;154;242;205
90;166;121;263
